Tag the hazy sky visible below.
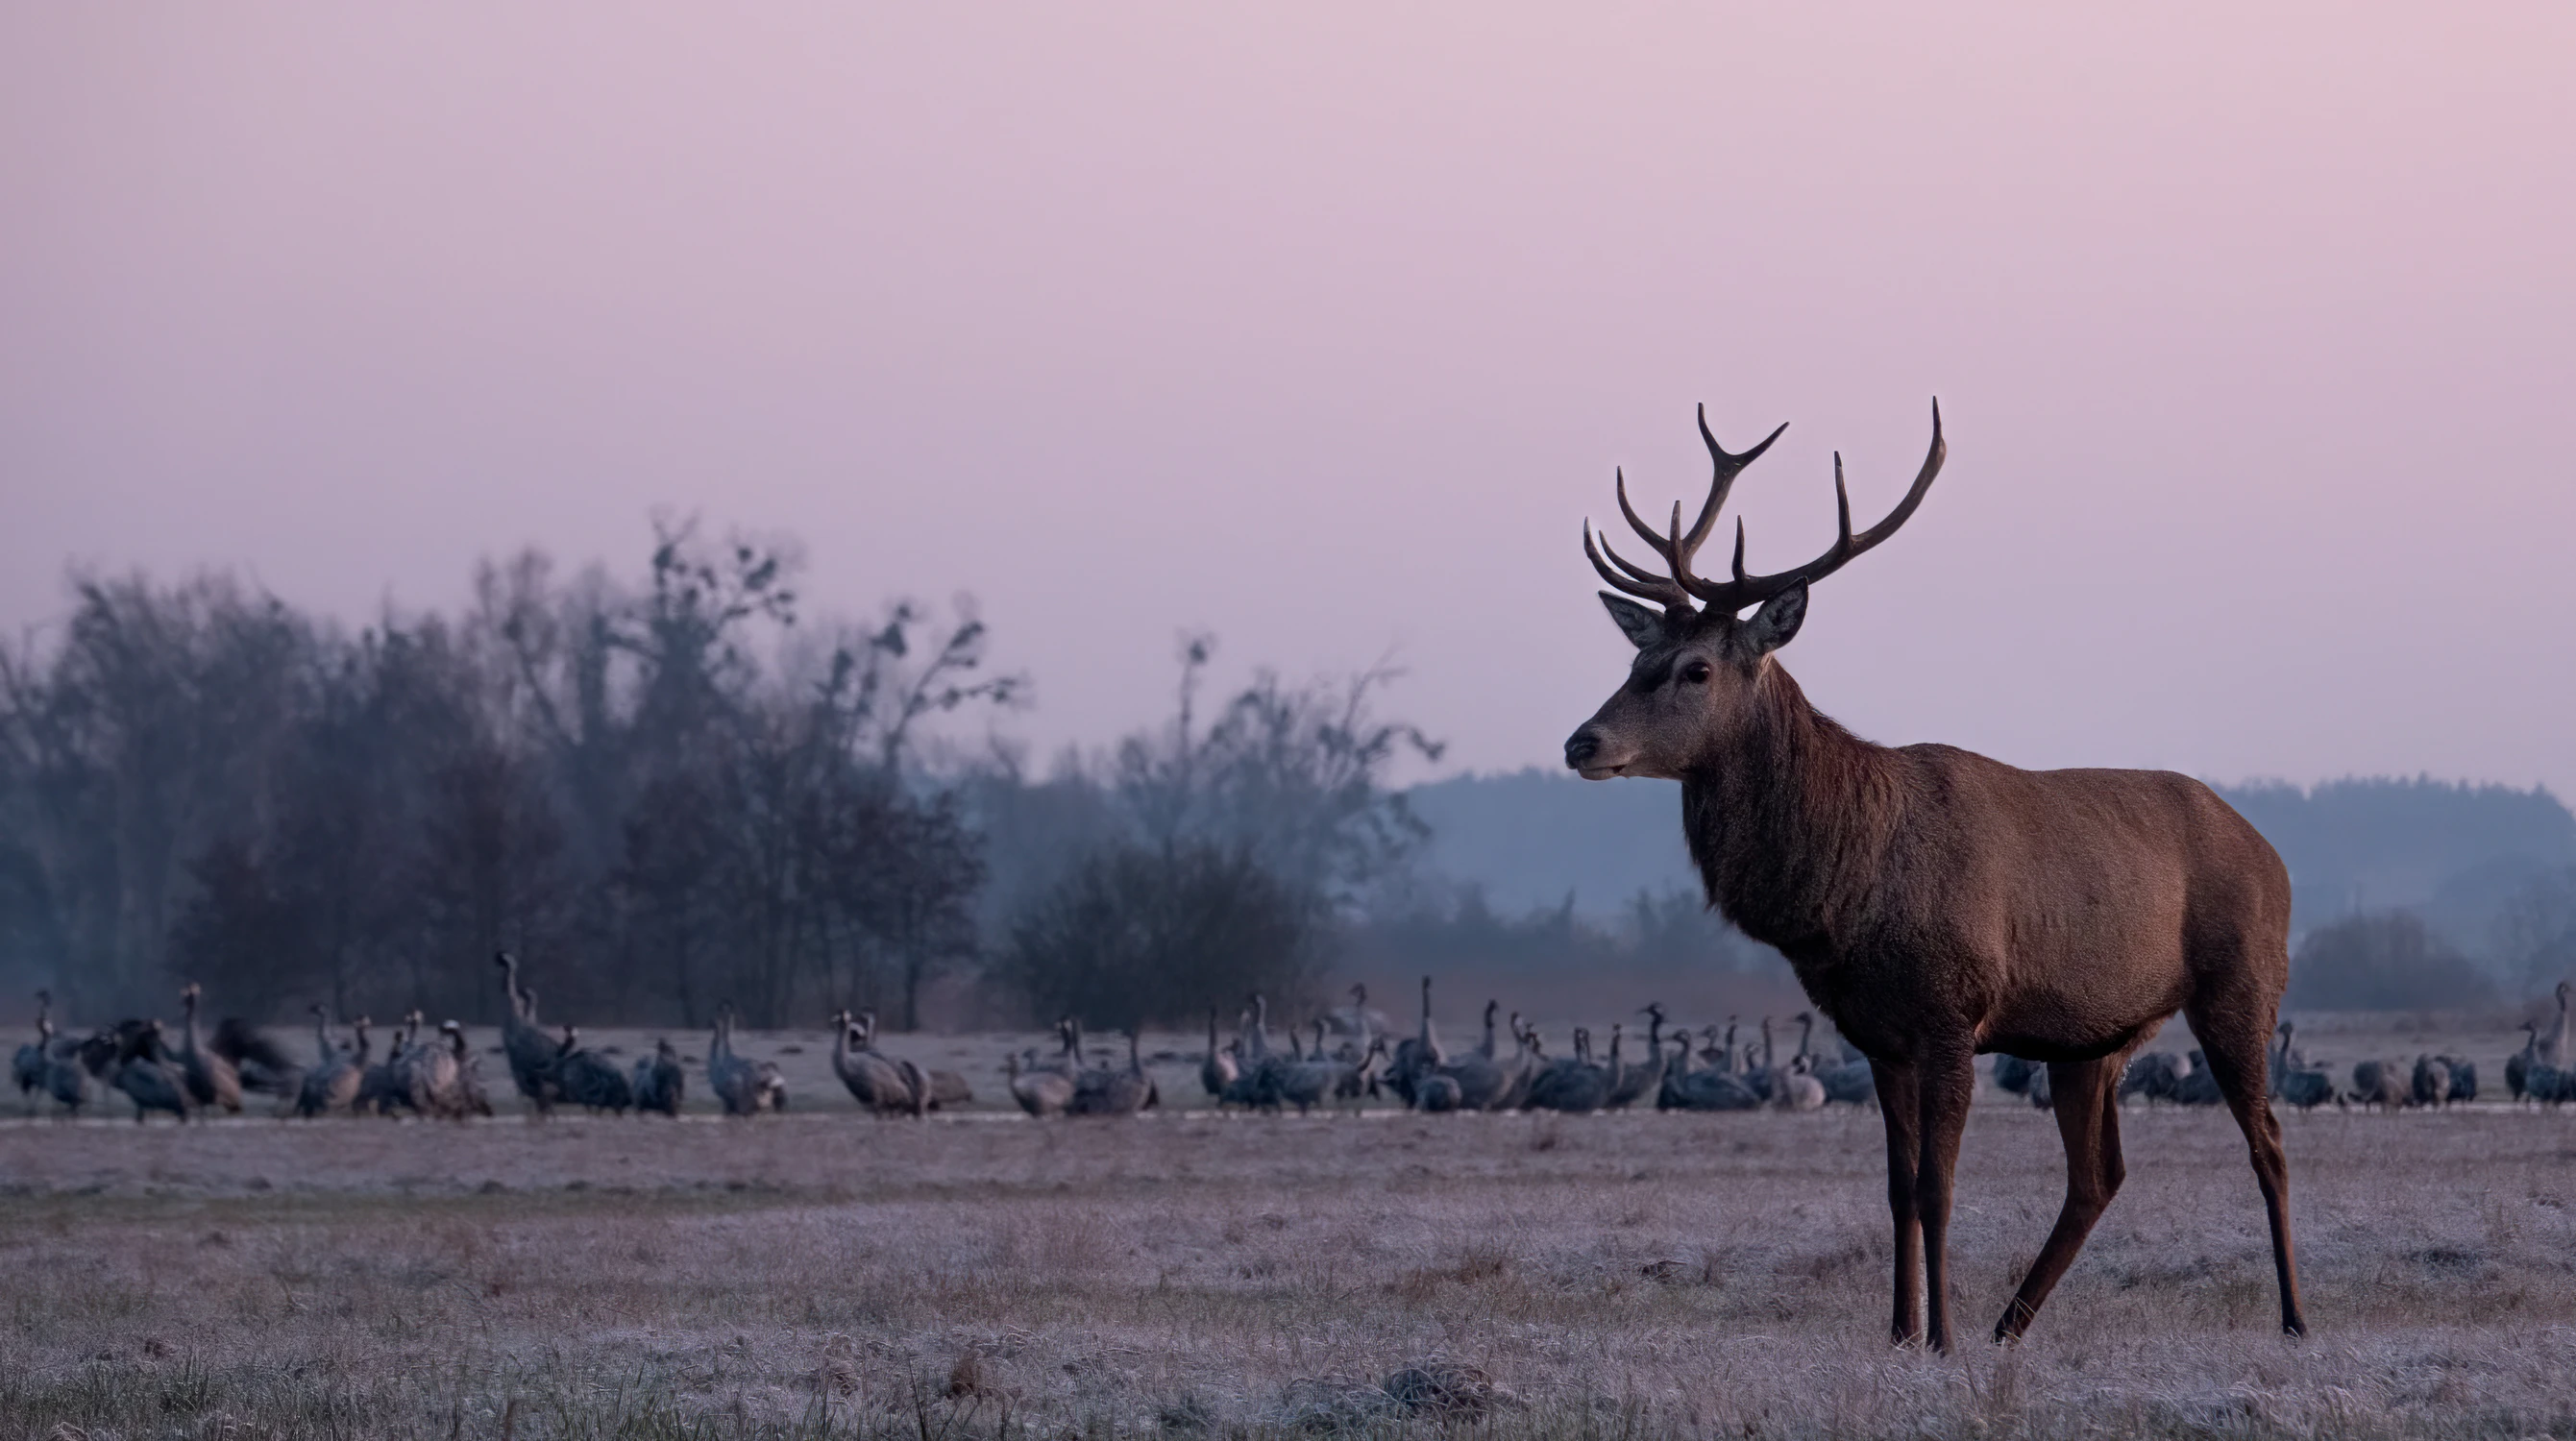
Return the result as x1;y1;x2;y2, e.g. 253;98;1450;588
6;6;2572;793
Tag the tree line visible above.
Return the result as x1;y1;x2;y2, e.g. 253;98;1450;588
0;525;1009;1029
7;525;1762;1034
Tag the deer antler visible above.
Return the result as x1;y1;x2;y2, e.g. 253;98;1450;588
1588;406;1790;613
1587;401;1945;617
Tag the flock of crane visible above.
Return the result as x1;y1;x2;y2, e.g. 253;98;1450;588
1173;980;1877;1117
12;963;2573;1126
7;955;918;1123
1186;977;2576;1119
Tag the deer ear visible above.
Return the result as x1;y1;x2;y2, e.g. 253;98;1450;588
1743;583;1807;653
1598;593;1664;649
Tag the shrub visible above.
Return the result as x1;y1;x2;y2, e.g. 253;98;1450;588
988;842;1321;1032
2286;911;2496;1011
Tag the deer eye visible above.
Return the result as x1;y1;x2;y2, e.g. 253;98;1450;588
1680;659;1712;685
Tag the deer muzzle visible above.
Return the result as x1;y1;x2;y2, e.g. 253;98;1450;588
1563;727;1629;780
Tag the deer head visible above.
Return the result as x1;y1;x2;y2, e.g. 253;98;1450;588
1563;402;1945;780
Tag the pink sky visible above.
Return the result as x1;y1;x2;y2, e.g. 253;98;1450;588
5;6;2572;792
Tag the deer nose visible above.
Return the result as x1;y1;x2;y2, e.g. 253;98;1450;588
1562;729;1601;769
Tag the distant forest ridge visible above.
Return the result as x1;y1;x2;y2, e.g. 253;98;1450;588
1405;769;2576;965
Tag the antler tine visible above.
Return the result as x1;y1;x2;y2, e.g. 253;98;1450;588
1681;408;1790;558
1614;469;1676;563
1691;399;1946;610
1828;452;1856;561
1596;541;1661;586
1583;522;1694;612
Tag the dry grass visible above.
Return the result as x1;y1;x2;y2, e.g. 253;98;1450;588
6;1048;2576;1441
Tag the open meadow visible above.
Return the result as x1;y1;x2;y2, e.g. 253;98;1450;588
6;1017;2576;1441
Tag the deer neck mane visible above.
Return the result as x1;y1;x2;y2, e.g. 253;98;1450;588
1678;661;1901;968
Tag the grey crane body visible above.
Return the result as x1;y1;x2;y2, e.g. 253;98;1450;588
2346;1059;2409;1111
633;1038;686;1117
23;998;87;1114
175;984;243;1113
405;1021;478;1118
2119;1051;2191;1106
39;1045;87;1115
1492;1017;1545;1111
1525;1026;1615;1113
2267;1022;2312;1100
1435;1028;1529;1111
397;1015;466;1117
1007;1052;1075;1117
1737;1016;1779;1102
2410;1054;2452;1109
706;1007;787;1116
1071;1030;1155;1116
290;1008;345;1117
1260;1022;1346;1116
357;1013;423;1116
78;1023;140;1081
297;1013;368;1118
14;990;54;1108
2268;1022;2329;1111
1658;1034;1760;1111
1413;1072;1463;1112
2274;1063;2336;1111
1335;1036;1388;1108
554;1026;634;1114
1772;1054;1828;1111
111;1021;192;1123
1605;1006;1669;1110
1241;994;1273;1062
2441;1056;2476;1104
832;1011;919;1115
493;952;563;1115
1273;1023;1378;1113
1200;1009;1239;1101
1387;976;1441;1107
449;1023;495;1117
923;1068;972;1109
1218;1050;1272;1110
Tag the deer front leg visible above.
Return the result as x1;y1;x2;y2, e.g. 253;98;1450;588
1913;1046;1977;1353
1871;1059;1924;1345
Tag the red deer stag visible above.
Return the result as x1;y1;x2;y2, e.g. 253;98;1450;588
1561;401;2304;1350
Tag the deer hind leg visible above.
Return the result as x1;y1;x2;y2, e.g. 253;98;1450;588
1994;1056;2124;1342
1870;1059;1924;1346
2186;995;2309;1337
1912;1047;1978;1353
